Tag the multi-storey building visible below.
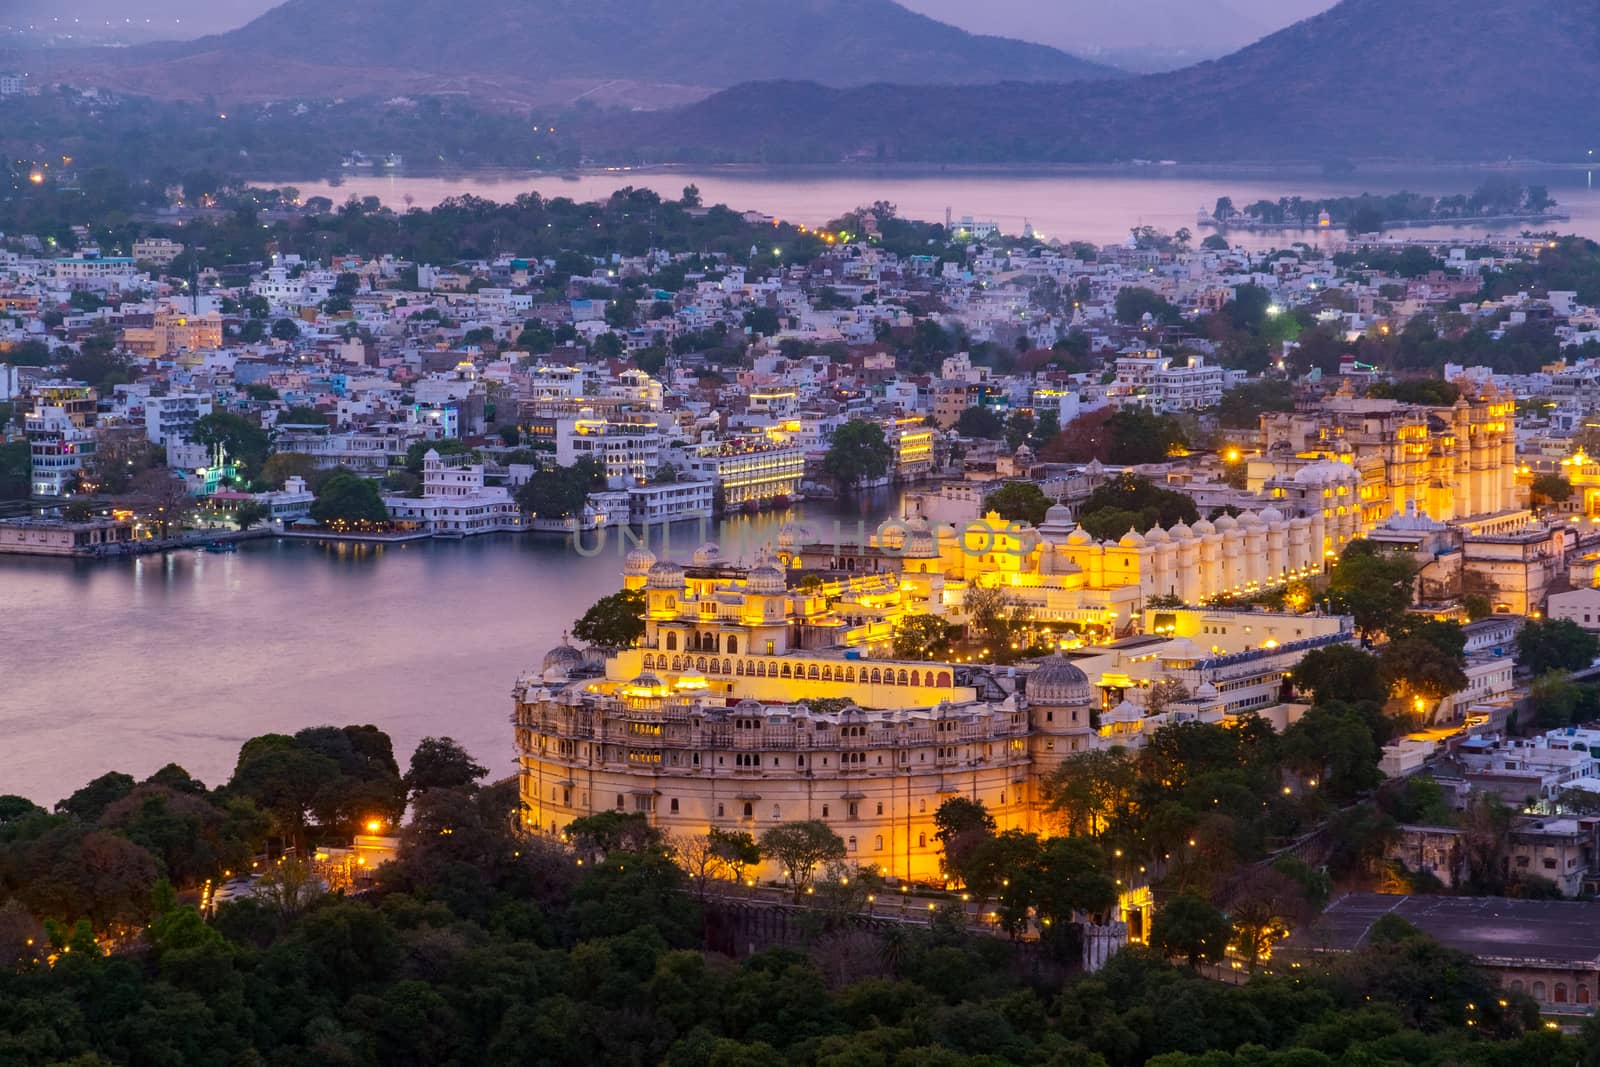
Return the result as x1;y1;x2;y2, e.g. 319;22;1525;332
1256;391;1517;529
143;393;213;447
683;437;805;508
514;546;1097;883
122;307;224;359
382;449;522;536
556;416;663;488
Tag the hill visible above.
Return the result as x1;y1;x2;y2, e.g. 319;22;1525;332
26;0;1123;105
590;0;1600;162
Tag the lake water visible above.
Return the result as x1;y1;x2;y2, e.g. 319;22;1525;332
0;495;900;805
285;166;1600;248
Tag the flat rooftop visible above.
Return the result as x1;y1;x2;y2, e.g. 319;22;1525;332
1288;893;1600;965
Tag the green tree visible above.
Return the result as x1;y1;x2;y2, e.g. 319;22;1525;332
1378;636;1469;713
931;797;996;888
892;613;955;660
1517;618;1600;675
1324;541;1415;639
193;412;271;478
233;500;270;530
258;452;318;489
405;737;488;797
516;458;603;518
954;406;1004;439
1292;645;1386;706
1280;702;1383;801
1114;287;1183;326
1150;892;1232;967
271;318;301;341
822;420;892;491
982;482;1051;526
759;821;846;901
310;471;389;527
572;589;646;652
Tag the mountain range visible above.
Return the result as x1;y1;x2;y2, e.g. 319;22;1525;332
590;0;1600;162
20;0;1122;107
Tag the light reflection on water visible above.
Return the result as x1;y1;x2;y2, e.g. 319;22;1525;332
0;494;901;804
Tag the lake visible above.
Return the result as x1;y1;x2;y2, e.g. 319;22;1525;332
0;495;901;805
284;165;1600;248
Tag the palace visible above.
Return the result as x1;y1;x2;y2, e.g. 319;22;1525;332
514;544;1098;884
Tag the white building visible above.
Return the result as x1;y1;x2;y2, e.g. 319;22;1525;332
254;476;316;526
628;480;715;525
25;406;94;497
382;449;522;536
556;416;663;489
1548;588;1600;633
144;393;213;446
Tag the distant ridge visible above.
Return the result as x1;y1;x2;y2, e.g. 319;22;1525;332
590;0;1600;162
26;0;1124;105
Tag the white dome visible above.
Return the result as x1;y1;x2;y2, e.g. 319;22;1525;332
1192;518;1216;536
1027;653;1091;706
1259;506;1284;524
1044;502;1074;524
691;542;721;566
624;546;657;575
542;640;584;673
1213;513;1238;531
1118;528;1147;548
746;563;786;594
1144;525;1170;544
647;560;684;588
1169;520;1194;539
1066;527;1093;546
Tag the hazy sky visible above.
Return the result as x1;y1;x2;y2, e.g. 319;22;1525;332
10;0;1338;53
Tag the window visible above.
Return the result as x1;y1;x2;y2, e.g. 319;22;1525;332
848;802;859;818
1533;982;1547;1001
847;836;857;851
874;835;884;851
1556;983;1569;1004
665;632;677;650
821;804;830;818
669;798;679;813
918;832;926;847
742;802;753;818
772;805;781;820
876;802;884;815
918;799;926;813
717;803;725;817
615;794;624;810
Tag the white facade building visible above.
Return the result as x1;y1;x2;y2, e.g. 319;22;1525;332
382;449;523;536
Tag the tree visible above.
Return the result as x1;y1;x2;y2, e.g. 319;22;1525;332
759;821;846;901
932;798;996;888
572;589;645;652
126;468;193;538
1526;670;1588;729
516;458;603;518
892;613;954;660
259;452;318;489
227;734;342;849
405;737;488;796
311;471;388;527
1280;702;1383;801
1150;892;1231;967
1378;637;1469;715
954;406;1004;439
982;482;1050;526
1325;541;1415;639
56;771;136;822
193;412;271;478
271;318;301;341
1114;287;1183;327
822;420;892;491
1292;645;1387;706
1075;473;1198;540
233;500;270;530
1517;618;1600;675
1044;749;1137;837
1027;837;1117;930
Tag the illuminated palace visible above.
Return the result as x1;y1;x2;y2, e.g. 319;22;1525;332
1253;390;1518;531
779;498;1354;632
513;543;1098;882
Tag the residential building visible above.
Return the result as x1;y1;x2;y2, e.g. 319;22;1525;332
382;449;523;536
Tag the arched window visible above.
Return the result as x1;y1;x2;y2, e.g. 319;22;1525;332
821;666;833;681
1556;983;1569;1004
918;832;926;847
870;668;882;684
727;636;737;654
847;836;857;851
671;656;682;670
696;656;707;671
781;664;792;678
772;805;781;819
1533;982;1547;1001
808;664;819;680
874;835;884;851
1579;986;1591;1005
743;802;753;818
757;662;767;677
898;670;909;686
1510;980;1524;993
938;672;951;687
665;632;677;651
640;653;653;668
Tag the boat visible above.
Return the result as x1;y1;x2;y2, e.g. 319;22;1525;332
203;540;238;553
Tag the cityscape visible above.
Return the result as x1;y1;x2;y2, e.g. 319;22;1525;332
5;0;1600;1064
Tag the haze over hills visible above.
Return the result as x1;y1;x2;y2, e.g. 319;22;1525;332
19;0;1123;106
598;0;1600;163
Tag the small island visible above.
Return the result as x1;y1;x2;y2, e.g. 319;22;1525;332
1199;179;1567;234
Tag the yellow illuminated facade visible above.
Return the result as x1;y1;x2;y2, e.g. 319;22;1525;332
514;544;1097;882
